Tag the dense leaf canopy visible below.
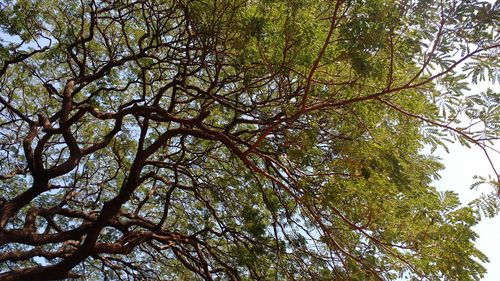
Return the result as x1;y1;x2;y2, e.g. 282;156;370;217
0;0;499;280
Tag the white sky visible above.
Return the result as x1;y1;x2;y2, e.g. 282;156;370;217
434;141;500;280
431;65;500;279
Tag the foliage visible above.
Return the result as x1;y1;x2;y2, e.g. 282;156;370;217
0;0;499;280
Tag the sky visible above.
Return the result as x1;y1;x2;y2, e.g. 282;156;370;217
434;141;500;280
431;71;500;280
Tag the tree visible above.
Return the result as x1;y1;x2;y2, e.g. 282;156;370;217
0;0;499;280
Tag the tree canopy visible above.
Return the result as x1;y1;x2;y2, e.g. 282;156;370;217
0;0;499;280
